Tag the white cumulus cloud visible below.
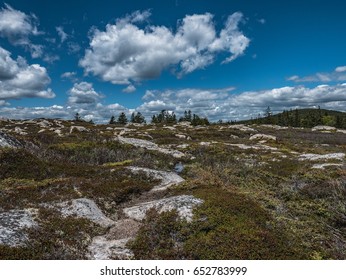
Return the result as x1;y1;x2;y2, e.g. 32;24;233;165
0;47;55;101
80;11;250;86
0;3;40;40
335;66;346;73
0;3;44;58
68;82;102;104
122;84;136;93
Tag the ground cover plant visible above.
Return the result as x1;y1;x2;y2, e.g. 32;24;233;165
0;117;345;259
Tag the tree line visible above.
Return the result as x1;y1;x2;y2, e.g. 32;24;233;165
246;107;346;128
74;107;346;128
107;110;210;126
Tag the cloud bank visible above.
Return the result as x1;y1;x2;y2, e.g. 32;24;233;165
2;83;346;123
288;66;346;83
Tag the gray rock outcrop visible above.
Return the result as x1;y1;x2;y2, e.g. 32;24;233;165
123;195;203;222
118;136;186;158
127;166;184;191
0;209;37;246
0;131;22;148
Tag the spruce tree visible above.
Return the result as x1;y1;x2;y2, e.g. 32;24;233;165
117;112;128;125
109;115;116;124
74;112;82;121
134;112;145;123
130;112;135;123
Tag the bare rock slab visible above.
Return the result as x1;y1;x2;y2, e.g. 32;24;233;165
228;124;257;132
312;163;344;169
117;136;186;158
312;125;336;132
249;134;277;141
54;198;115;227
123;195;203;222
88;236;133;260
0;209;37;247
88;219;140;260
0;131;22;148
298;153;345;161
127;166;184;191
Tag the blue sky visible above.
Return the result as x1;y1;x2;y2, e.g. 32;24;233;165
0;0;346;122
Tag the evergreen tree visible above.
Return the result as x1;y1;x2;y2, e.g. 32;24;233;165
294;109;300;127
151;115;158;123
151;110;177;124
130;112;135;123
335;115;342;128
317;106;322;125
191;114;209;126
74;112;82;121
264;106;272;118
182;110;192;122
109;115;116;124
117;112;128;125
203;117;210;125
264;106;273;124
277;113;283;126
133;112;146;123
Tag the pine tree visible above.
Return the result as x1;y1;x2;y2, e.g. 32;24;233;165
152;110;177;124
133;112;145;123
117;112;128;125
264;106;272;124
74;112;82;121
294;109;300;127
336;115;342;128
130;112;135;123
151;115;158;123
109;115;116;124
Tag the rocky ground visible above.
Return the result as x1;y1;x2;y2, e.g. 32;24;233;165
0;118;345;259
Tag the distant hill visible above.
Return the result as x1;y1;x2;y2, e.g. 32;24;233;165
239;108;346;128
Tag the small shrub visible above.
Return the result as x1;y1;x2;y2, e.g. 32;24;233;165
128;209;187;259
